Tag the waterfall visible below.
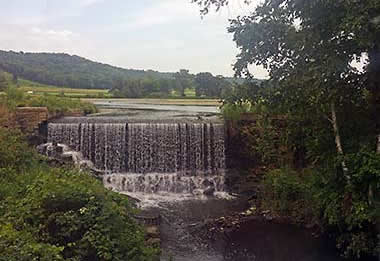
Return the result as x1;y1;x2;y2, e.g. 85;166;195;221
48;122;226;195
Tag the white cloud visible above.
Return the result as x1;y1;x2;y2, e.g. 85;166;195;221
31;27;75;41
126;0;199;29
0;0;269;78
79;0;105;7
0;24;85;55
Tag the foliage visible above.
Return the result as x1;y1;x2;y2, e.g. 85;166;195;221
0;50;172;90
262;164;380;259
111;69;235;99
0;51;243;99
261;169;315;222
0;128;36;171
194;73;230;97
26;95;97;114
0;128;158;261
221;102;253;121
193;0;380;258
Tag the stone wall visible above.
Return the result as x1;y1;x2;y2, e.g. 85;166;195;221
14;107;49;134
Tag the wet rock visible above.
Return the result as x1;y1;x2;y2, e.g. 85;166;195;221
146;226;160;238
192;189;203;196
202;179;213;187
204;186;215;196
61;153;74;162
147;238;161;246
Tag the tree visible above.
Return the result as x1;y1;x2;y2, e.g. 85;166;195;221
174;69;192;96
0;51;173;90
193;0;380;258
193;0;380;151
194;72;215;97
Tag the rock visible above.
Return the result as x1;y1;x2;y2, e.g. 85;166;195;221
202;179;213;187
203;186;215;196
192;189;203;196
146;238;161;246
146;226;160;238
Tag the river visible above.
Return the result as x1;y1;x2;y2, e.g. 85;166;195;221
55;99;343;261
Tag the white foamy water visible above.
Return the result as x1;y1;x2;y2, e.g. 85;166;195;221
46;121;230;207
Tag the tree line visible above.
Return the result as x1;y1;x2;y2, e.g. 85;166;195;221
0;50;246;98
0;50;172;90
110;69;238;98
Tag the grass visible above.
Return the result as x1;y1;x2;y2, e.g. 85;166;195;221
2;71;217;102
18;79;111;98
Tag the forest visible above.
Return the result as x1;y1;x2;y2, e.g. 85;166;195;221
0;50;244;98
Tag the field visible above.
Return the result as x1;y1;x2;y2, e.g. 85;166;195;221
18;79;110;98
1;72;217;102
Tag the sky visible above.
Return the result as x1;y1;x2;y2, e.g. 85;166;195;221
0;0;268;78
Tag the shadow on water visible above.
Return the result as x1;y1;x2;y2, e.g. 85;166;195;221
154;198;342;261
223;221;342;261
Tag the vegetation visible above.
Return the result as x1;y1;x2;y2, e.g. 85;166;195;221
0;50;247;99
18;80;111;98
0;86;97;115
0;127;158;261
0;50;173;90
194;0;380;259
110;69;235;98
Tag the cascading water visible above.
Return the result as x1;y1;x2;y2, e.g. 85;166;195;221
48;122;226;198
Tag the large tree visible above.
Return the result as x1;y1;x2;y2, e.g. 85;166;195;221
193;0;380;258
193;0;380;184
174;69;192;96
192;0;379;147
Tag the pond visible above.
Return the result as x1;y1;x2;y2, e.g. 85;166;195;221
77;98;222;122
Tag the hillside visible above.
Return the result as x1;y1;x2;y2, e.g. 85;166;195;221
0;50;173;90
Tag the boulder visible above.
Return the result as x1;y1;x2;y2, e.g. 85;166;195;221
203;186;215;196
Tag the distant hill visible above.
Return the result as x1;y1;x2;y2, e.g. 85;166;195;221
0;50;173;89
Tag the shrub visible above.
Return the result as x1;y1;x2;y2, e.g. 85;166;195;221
0;127;36;169
261;168;316;222
26;95;97;114
2;86;97;115
0;129;158;261
261;161;380;259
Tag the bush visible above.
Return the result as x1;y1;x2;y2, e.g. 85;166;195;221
261;168;316;222
2;86;97;115
261;162;380;259
26;95;97;114
221;102;253;121
0;129;158;261
0;127;36;169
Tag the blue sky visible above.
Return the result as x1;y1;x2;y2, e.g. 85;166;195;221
0;0;268;78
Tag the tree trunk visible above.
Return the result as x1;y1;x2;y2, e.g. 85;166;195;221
330;102;349;179
367;38;380;260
